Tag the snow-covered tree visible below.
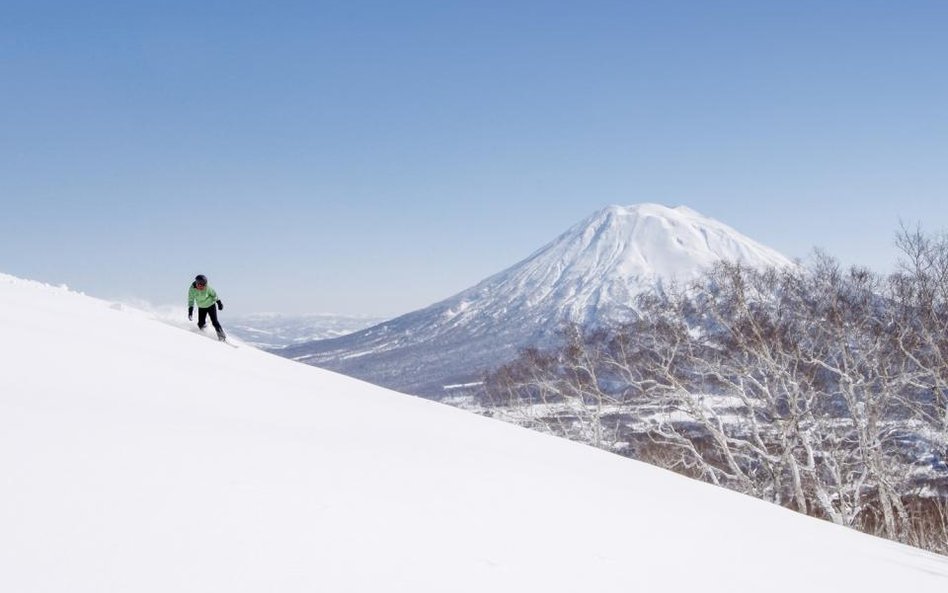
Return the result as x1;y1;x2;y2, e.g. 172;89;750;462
484;230;948;554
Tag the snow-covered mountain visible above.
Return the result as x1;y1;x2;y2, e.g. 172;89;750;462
228;313;385;350
2;271;946;592
283;204;795;397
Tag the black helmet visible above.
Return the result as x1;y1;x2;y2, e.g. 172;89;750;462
195;274;208;286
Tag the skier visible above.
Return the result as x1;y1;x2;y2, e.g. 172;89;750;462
187;274;227;341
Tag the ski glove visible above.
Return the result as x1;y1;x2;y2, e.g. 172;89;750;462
188;306;194;321
217;300;223;311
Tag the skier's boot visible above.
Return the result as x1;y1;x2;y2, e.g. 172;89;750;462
216;328;227;342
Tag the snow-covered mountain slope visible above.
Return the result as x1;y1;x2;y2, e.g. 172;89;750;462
228;313;385;350
1;271;946;592
284;204;795;397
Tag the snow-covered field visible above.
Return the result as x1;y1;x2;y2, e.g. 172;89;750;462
2;271;947;592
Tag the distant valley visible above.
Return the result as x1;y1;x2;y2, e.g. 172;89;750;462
228;313;386;350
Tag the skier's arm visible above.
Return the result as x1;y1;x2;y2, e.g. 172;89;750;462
209;287;223;310
188;287;195;319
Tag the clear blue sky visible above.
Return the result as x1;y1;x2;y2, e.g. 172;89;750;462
2;0;946;315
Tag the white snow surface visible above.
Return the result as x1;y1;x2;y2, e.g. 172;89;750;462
2;271;946;592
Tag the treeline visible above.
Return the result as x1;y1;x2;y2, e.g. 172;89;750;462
482;226;948;554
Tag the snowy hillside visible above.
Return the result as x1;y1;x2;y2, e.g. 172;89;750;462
2;271;946;592
284;204;795;396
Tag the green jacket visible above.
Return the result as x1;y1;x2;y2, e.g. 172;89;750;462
188;283;220;309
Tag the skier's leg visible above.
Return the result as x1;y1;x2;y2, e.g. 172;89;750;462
208;306;226;340
207;306;223;332
198;307;209;330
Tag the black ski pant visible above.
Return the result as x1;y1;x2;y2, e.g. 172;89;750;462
197;306;224;334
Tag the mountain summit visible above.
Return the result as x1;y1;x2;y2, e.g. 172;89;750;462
466;203;794;327
284;204;794;396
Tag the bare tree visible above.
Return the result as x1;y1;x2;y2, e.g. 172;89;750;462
482;230;948;554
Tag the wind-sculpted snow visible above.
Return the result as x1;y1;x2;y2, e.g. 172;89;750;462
284;204;796;396
1;271;947;592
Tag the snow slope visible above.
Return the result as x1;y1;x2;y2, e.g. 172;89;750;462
2;272;946;592
285;204;796;396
